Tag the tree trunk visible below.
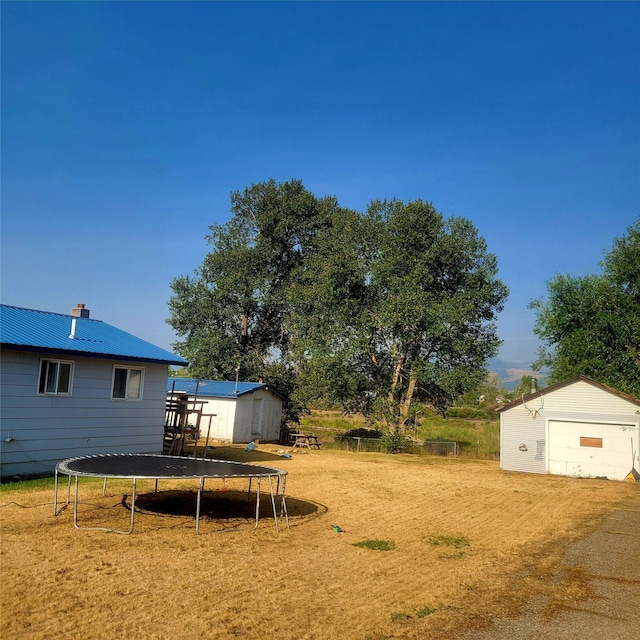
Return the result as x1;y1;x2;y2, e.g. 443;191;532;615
399;373;417;432
388;343;407;403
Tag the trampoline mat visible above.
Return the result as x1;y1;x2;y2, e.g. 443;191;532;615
56;453;286;479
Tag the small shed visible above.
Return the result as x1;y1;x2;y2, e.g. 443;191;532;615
499;375;640;481
167;377;283;444
0;304;187;478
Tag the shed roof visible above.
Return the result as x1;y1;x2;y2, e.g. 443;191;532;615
497;375;640;412
167;377;280;399
0;304;188;366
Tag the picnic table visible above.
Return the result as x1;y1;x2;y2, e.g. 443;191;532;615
290;433;321;449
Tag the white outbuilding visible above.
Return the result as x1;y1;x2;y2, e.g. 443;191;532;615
167;378;283;444
499;376;640;481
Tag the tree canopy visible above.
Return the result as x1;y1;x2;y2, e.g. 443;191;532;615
289;198;509;426
168;179;509;429
530;220;640;397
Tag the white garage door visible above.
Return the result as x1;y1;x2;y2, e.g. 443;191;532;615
548;420;636;481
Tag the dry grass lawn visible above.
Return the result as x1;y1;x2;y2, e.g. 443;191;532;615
1;445;638;640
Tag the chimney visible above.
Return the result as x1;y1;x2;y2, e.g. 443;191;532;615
531;378;537;395
70;303;90;319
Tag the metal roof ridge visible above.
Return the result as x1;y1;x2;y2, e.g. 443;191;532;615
0;303;103;320
497;374;640;412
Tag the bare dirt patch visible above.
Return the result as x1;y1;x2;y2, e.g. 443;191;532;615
1;445;638;640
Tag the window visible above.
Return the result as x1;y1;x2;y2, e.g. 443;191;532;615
38;359;74;395
111;366;144;400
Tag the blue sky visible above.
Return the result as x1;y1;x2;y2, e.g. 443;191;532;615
2;1;639;377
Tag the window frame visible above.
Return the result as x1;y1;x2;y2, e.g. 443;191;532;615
38;358;74;396
110;365;145;401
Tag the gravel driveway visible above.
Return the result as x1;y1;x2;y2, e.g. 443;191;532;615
463;497;640;640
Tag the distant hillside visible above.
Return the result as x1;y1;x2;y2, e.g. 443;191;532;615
488;358;546;390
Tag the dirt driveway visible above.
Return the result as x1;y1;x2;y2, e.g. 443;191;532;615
462;499;640;640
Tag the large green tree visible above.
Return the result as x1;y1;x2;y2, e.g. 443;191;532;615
169;182;509;428
289;199;509;426
167;179;339;422
530;220;640;397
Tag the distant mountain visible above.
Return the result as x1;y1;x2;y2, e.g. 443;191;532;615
487;358;546;390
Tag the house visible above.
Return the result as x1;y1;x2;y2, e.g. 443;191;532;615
167;377;283;444
499;375;640;481
0;304;188;478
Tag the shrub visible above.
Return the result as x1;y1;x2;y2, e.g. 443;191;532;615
381;431;410;453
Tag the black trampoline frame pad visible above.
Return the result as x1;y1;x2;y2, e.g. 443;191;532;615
54;453;288;534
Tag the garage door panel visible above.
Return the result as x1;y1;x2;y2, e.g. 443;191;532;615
548;420;636;481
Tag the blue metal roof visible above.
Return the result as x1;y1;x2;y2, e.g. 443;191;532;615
168;377;270;398
1;304;188;366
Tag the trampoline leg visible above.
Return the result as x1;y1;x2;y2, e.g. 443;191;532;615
73;475;80;529
268;475;279;533
102;477;107;496
54;470;73;516
195;477;204;534
53;469;59;515
129;479;137;534
279;475;289;529
71;475;136;535
254;478;261;529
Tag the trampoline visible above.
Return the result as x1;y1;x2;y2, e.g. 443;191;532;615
54;453;288;534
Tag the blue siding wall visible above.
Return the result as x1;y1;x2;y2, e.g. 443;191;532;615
1;349;168;478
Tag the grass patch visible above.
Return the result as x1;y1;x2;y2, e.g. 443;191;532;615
391;606;436;621
299;408;500;457
0;475;55;492
390;611;412;621
353;539;395;551
426;533;470;549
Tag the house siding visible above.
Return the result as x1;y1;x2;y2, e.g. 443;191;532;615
500;409;547;474
191;397;237;442
232;390;282;442
1;349;168;477
500;379;640;480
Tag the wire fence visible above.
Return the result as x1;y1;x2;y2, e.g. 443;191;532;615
333;436;385;453
282;423;470;457
281;423;501;458
289;427;460;456
422;440;459;456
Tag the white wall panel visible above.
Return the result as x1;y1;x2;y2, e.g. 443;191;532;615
1;350;169;477
500;378;640;481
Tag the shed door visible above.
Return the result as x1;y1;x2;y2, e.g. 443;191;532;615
251;399;263;438
548;420;635;481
